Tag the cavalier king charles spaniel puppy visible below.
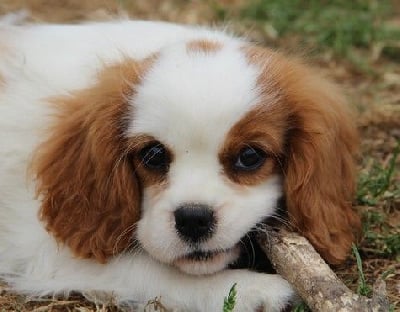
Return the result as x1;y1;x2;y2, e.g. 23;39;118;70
0;21;360;311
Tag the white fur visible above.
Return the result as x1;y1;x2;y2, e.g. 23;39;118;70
131;41;281;274
0;21;295;311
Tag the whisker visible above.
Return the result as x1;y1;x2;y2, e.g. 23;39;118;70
113;223;138;256
245;233;256;269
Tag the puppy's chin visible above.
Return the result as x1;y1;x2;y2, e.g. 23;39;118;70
172;246;241;275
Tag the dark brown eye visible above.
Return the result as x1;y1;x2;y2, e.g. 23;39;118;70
234;146;267;171
139;142;169;171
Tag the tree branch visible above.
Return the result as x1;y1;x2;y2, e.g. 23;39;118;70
257;230;390;312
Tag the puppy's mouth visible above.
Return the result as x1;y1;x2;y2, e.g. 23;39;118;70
173;245;240;275
185;250;222;261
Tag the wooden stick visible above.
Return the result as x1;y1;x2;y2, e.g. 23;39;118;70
257;230;390;312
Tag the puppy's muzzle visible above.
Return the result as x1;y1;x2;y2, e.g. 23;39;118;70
174;203;215;243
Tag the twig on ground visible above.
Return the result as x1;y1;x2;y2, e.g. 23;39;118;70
258;230;390;312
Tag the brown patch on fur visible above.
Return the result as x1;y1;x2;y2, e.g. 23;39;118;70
220;102;287;186
32;56;155;263
243;45;361;264
186;40;222;55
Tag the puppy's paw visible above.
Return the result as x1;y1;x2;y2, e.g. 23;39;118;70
232;273;296;312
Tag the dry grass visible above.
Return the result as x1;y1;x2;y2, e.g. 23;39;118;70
0;1;399;311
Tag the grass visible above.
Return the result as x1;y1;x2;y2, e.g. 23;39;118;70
352;245;397;312
223;283;237;312
357;142;400;261
357;142;400;206
352;245;372;297
244;0;398;51
362;210;400;258
292;302;311;312
214;0;400;72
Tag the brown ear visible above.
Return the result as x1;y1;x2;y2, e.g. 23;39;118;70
279;57;361;264
33;58;152;263
246;46;361;264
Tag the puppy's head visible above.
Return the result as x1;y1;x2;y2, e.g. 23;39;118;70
34;39;360;275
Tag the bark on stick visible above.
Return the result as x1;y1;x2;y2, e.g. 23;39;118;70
257;230;390;312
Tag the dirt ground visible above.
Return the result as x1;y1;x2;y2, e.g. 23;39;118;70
0;1;399;311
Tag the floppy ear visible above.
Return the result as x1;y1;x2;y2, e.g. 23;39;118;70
278;57;361;264
245;46;360;264
33;58;152;263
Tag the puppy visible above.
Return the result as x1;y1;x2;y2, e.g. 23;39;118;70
0;20;360;311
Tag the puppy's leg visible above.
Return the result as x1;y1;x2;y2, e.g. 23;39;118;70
104;255;296;311
6;252;295;312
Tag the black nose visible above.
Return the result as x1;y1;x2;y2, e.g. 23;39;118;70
174;204;215;243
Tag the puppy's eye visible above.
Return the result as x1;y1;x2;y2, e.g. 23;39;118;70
234;146;267;171
139;142;169;170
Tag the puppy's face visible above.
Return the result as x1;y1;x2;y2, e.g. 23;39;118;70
35;40;360;273
129;42;285;274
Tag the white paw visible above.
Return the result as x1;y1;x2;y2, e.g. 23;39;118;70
231;272;296;312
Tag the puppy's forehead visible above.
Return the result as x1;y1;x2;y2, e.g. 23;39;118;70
127;41;270;150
